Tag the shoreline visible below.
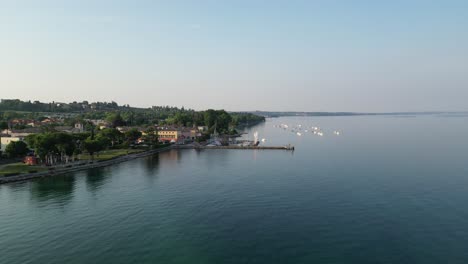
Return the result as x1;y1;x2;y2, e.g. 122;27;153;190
0;145;174;185
1;142;293;184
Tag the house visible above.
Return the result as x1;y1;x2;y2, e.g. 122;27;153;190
27;121;41;127
181;128;201;141
85;119;110;127
54;126;83;134
1;136;22;151
116;126;128;132
10;119;40;127
157;127;181;143
74;123;85;133
8;128;41;138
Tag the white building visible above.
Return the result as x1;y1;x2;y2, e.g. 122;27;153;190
0;136;22;151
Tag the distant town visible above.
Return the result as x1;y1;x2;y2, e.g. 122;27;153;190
0;99;265;178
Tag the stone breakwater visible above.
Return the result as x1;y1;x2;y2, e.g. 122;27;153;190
0;146;173;184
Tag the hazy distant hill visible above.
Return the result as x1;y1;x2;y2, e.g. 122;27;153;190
246;111;468;118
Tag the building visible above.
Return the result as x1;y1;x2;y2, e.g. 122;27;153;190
157;127;181;143
1;136;22;151
9;119;40;127
181;128;202;141
7;128;41;138
85;119;110;127
74;123;85;133
116;126;131;133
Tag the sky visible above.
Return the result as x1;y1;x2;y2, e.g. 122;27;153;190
1;0;467;112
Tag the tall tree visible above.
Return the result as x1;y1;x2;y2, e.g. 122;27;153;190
124;128;142;144
4;141;29;158
105;112;125;128
97;128;122;147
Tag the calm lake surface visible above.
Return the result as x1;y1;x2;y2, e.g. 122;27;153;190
1;115;468;264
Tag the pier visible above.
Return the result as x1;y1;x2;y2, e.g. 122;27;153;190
173;145;295;151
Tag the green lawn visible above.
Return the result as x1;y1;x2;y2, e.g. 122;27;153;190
79;149;145;161
0;163;47;176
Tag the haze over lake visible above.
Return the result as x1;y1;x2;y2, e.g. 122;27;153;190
1;114;468;264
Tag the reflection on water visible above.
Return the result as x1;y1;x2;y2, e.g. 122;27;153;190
143;154;160;175
29;176;76;206
161;149;182;163
85;167;109;193
2;115;468;264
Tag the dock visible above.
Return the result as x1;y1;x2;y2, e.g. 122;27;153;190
173;145;295;151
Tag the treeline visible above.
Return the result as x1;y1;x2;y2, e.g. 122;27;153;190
230;112;266;126
0;99;265;133
0;99;196;115
15;128;158;164
0;99;126;112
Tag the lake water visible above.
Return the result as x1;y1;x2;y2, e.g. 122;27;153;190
1;115;468;264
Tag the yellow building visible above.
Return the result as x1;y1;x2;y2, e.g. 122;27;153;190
158;129;181;142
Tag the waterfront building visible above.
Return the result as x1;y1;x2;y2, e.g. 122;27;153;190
181;128;202;141
0;136;22;151
157;127;181;143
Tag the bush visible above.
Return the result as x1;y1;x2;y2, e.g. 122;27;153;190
5;141;29;158
28;170;38;173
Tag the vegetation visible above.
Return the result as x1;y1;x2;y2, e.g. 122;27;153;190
124;128;142;144
0;99;265;129
25;132;81;164
4;141;29;158
78;149;144;161
0;163;46;176
21;127;155;164
0;99;122;113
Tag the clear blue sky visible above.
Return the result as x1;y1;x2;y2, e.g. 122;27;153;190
1;0;467;112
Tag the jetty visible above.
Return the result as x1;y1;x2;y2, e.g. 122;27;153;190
173;145;295;151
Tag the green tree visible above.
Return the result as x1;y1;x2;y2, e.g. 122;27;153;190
0;121;8;130
124;128;142;144
82;138;104;159
143;127;159;148
4;141;29;158
106;112;125;128
203;109;217;129
53;133;76;163
173;112;190;126
216;110;232;133
97;128;122;147
25;132;80;164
